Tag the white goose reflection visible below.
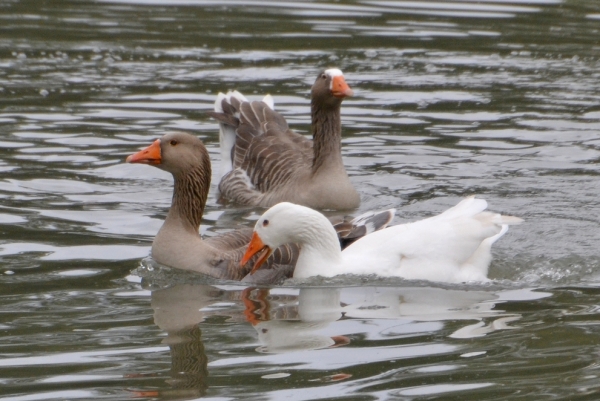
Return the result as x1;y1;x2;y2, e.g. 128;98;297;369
149;282;551;362
243;288;349;353
144;282;551;394
240;286;550;353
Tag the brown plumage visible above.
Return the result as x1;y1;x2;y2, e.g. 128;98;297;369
209;68;360;211
126;132;297;283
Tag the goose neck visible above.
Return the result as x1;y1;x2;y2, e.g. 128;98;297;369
293;218;345;278
166;165;210;234
311;100;343;173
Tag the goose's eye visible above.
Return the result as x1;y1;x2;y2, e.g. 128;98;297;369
321;74;327;79
169;140;178;146
262;219;269;227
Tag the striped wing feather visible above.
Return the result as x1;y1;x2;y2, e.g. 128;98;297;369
212;97;314;202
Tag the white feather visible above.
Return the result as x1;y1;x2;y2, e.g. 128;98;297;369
216;91;273;180
253;198;522;284
215;93;237;180
262;94;275;110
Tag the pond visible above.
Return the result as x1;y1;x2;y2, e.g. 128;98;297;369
2;0;600;399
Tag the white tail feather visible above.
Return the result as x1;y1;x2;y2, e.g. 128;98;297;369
460;224;509;281
213;92;227;113
436;196;488;221
228;90;248;104
215;91;274;181
215;91;246;180
262;94;275;110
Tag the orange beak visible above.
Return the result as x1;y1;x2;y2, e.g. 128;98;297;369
331;75;354;98
241;232;273;274
126;139;162;165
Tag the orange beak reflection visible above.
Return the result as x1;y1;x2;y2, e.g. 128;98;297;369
331;75;354;98
126;139;162;165
241;232;273;274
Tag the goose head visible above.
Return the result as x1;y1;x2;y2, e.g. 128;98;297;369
126;132;210;177
311;68;354;109
241;202;339;274
241;202;302;273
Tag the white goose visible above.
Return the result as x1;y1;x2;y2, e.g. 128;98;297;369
241;197;522;283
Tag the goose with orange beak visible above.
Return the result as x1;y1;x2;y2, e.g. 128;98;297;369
210;68;360;210
241;231;272;275
241;199;523;283
125;132;301;283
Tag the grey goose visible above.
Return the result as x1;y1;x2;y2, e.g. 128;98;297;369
210;68;360;211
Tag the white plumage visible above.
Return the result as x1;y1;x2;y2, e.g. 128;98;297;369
246;196;522;283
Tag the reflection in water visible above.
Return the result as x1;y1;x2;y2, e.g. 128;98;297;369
146;284;224;398
148;282;530;394
161;326;207;399
342;287;554;340
2;0;600;399
240;285;527;353
243;288;348;353
140;277;554;398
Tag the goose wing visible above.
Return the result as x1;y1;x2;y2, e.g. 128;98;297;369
204;228;299;282
330;208;396;248
210;93;313;205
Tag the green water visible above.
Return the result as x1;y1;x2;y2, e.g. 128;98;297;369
2;0;600;399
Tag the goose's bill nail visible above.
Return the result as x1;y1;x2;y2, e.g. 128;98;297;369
331;76;354;98
241;232;272;274
126;139;162;164
250;246;273;275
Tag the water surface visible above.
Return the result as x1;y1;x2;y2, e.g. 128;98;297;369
2;0;600;399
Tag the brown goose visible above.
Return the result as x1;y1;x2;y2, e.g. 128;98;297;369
209;68;360;211
126;132;392;283
126;132;297;283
